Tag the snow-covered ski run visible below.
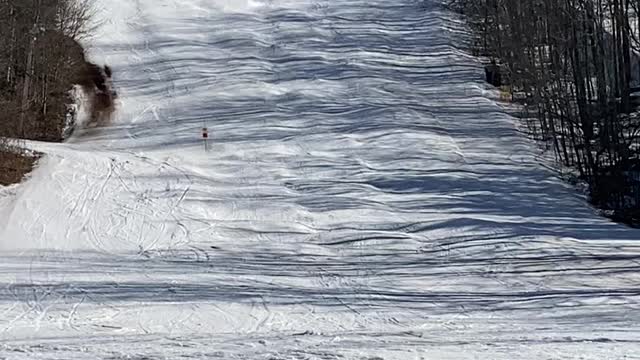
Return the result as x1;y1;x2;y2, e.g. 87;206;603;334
0;0;639;359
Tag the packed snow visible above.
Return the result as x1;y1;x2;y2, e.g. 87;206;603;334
1;0;639;358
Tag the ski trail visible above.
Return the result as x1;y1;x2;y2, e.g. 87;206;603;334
0;0;639;359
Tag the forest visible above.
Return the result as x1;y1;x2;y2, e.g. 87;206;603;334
451;0;640;225
0;0;96;142
0;0;102;185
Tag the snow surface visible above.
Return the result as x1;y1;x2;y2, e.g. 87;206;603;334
1;0;640;358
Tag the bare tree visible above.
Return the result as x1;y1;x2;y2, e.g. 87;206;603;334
0;0;108;185
0;0;112;142
452;0;640;224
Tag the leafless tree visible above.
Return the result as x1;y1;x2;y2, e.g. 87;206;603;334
0;0;113;142
0;0;111;185
452;0;640;223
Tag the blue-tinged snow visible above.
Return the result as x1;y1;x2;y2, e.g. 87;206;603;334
0;0;639;358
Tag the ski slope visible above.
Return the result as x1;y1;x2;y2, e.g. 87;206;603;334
1;0;640;358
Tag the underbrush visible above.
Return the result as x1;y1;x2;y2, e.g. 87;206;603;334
0;139;38;186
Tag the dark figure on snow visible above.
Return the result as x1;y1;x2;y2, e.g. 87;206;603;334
485;59;502;87
79;62;117;127
41;29;117;130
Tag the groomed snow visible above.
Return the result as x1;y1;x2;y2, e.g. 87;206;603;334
1;0;639;358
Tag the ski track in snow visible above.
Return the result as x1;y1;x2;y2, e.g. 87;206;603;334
1;0;640;358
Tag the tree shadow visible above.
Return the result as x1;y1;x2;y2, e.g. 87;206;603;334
29;0;640;327
0;246;638;329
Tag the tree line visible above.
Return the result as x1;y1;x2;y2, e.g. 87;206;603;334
451;0;640;225
0;0;106;185
0;0;95;142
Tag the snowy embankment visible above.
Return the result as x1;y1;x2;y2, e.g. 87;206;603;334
1;0;639;359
